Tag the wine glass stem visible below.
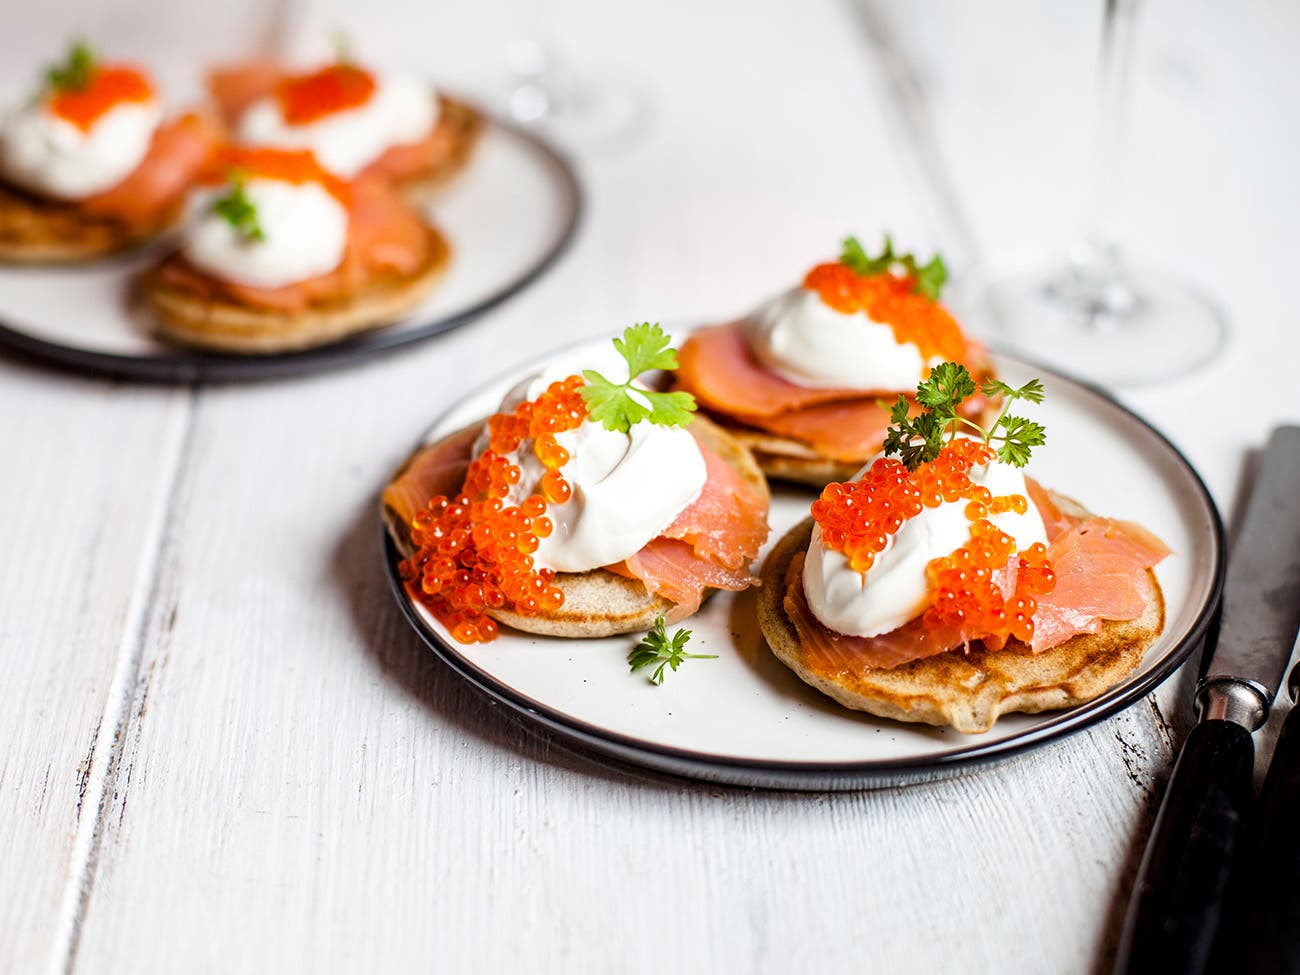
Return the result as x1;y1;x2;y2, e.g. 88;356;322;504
1080;0;1141;275
261;0;303;59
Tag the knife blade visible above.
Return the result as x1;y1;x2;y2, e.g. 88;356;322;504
1200;425;1300;719
1115;426;1300;975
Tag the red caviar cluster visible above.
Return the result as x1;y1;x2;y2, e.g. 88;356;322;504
277;64;378;125
802;262;966;363
811;439;1001;574
925;524;1056;650
812;439;1058;650
204;146;350;203
50;65;154;132
398;376;588;644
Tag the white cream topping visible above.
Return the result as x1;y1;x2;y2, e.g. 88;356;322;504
0;97;161;199
742;286;932;391
803;453;1048;638
238;74;437;178
182;178;348;289
472;359;708;574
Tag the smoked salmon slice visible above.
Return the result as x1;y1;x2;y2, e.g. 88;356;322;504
743;399;897;462
677;322;875;419
1031;517;1171;652
609;430;769;611
611;538;759;618
346;175;429;275
1024;476;1074;541
677;322;994;458
80;112;221;229
657;430;770;570
382;425;481;531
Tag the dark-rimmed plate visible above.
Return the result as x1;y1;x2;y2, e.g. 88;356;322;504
0;116;580;382
381;342;1224;790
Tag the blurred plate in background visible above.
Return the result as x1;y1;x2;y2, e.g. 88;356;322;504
0;114;580;381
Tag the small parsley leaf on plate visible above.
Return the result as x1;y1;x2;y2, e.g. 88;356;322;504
628;616;716;686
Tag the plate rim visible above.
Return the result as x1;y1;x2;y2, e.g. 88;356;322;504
0;113;582;383
379;347;1226;790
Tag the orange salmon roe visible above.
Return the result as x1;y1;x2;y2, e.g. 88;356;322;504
49;65;154;133
203;146;349;204
802;261;966;363
398;376;589;644
276;64;377;125
812;439;1000;574
811;439;1057;650
924;524;1055;650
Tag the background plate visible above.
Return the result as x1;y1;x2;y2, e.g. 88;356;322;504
382;344;1224;790
0;115;580;382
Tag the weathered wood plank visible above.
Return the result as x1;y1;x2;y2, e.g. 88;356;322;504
3;0;1282;970
61;2;1178;971
0;360;190;972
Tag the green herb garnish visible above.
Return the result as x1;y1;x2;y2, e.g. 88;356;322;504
882;362;1047;470
334;30;355;65
840;234;947;301
46;41;97;93
579;324;697;433
213;171;266;244
627;616;716;685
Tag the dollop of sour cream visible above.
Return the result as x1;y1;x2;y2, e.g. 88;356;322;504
182;179;348;289
0;97;161;199
473;361;709;573
742;286;931;391
239;75;437;178
803;453;1048;637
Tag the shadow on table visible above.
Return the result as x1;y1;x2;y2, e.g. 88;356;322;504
329;496;725;795
1092;765;1172;974
1092;634;1202;972
327;496;973;802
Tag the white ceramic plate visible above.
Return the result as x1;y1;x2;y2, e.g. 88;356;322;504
383;341;1224;790
0;115;580;381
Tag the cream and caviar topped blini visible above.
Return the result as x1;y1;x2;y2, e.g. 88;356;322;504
383;325;771;644
757;364;1171;733
675;235;997;487
208;49;482;200
0;42;221;262
139;146;450;353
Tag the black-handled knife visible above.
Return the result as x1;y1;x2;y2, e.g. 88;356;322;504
1227;663;1300;974
1114;425;1300;974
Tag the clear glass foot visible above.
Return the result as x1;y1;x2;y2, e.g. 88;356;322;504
500;40;644;154
961;254;1227;387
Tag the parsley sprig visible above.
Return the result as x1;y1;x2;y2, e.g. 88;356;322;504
841;235;947;301
334;30;355;65
882;362;1047;470
213;171;266;244
579;324;697;433
627;616;716;685
46;41;97;93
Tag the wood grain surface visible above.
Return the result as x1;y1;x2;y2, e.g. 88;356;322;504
0;0;1294;972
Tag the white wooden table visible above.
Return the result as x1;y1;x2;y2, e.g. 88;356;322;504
2;1;1296;971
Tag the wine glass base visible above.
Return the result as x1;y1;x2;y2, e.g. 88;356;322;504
499;41;645;154
505;83;643;152
960;263;1228;387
